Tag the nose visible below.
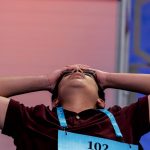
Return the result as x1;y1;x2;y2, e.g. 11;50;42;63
72;67;83;73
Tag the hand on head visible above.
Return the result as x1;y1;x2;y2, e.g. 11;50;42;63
47;64;90;92
66;64;107;90
47;64;107;93
48;64;107;110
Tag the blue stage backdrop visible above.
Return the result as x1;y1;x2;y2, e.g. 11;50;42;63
129;0;150;149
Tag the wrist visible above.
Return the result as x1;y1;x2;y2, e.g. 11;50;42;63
100;72;109;89
104;72;117;89
45;75;54;92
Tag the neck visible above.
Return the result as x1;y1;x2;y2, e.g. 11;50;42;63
60;92;97;113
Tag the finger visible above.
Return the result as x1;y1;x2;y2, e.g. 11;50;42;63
65;64;90;70
63;65;77;70
65;64;90;67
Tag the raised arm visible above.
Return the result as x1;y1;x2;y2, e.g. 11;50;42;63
0;75;49;129
0;68;66;129
0;75;50;97
99;72;150;94
95;70;150;122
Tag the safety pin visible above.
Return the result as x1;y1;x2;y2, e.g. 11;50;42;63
63;127;68;135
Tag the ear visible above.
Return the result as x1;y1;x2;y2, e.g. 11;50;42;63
96;98;105;108
52;99;61;108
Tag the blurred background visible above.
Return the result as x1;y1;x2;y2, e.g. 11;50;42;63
0;0;150;149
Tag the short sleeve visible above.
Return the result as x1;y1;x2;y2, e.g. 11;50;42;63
123;96;150;139
135;96;150;135
2;99;33;138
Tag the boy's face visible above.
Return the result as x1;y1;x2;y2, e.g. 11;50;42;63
57;68;99;99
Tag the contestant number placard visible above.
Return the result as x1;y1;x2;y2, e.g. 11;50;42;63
58;130;138;150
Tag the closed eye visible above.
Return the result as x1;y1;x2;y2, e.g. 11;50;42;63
61;69;96;78
61;69;73;77
83;70;96;78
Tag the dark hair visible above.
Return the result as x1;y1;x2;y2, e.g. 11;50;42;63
51;72;105;101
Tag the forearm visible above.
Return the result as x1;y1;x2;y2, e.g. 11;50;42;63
104;73;150;95
0;75;50;97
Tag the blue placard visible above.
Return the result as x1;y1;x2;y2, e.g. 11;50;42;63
58;130;138;150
